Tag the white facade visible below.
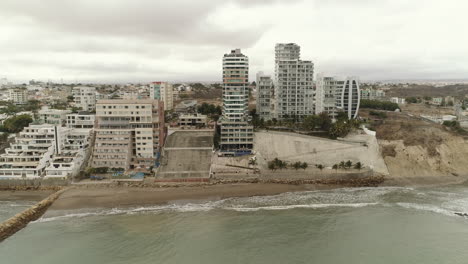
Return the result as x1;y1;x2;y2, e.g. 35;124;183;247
38;108;72;126
256;72;274;121
315;75;344;118
390;97;406;104
274;43;314;120
220;49;254;153
360;89;386;100
9;88;28;105
150;82;174;111
73;86;97;111
336;77;361;119
0;124;91;179
66;113;95;129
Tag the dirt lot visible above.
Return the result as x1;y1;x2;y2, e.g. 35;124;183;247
400;103;454;116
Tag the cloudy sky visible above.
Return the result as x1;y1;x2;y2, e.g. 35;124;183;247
1;0;467;83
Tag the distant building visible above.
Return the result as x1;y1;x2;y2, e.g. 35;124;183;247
219;49;254;153
174;100;198;114
256;72;274;121
360;89;386;100
274;43;314;120
38;108;71;126
336;77;361;119
432;97;443;106
92;99;165;170
178;114;207;129
390;97;406;104
73;86;97;111
66;112;95;129
9;88;28;105
150;82;174;111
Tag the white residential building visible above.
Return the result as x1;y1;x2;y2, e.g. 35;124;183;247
73;86;97;111
0;124;91;179
219;49;254;153
38;108;72;126
150;82;174;111
9;88;28;105
336;77;361;119
66;113;95;129
360;89;386;100
390;97;406;104
274;43;314;120
256;72;274;121
315;75;344;118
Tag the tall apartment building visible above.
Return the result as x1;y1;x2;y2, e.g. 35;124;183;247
9;88;28;105
0;124;91;179
150;82;174;111
73;86;97;112
274;43;314;120
256;71;274;121
92;99;165;170
315;75;344;118
336;77;361;119
219;49;254;153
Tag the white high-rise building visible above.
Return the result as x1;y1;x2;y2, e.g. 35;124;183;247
274;43;314;120
256;72;274;121
73;86;97;112
9;88;28;105
219;49;254;153
150;82;174;111
336;77;361;119
315;75;344;118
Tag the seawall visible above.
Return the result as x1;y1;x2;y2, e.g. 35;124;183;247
0;188;68;242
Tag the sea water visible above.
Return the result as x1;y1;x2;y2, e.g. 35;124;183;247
2;185;468;264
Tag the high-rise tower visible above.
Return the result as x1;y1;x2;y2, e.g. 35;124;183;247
274;43;314;120
219;49;253;153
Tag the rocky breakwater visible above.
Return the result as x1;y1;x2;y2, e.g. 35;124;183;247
0;188;68;242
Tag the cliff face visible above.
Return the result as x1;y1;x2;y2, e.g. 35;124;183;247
375;115;468;185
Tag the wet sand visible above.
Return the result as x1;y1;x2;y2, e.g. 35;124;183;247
50;183;325;210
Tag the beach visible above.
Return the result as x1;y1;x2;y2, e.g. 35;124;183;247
49;183;320;210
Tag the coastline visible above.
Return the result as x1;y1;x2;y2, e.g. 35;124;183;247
49;183;326;210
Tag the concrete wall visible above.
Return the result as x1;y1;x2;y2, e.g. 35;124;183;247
0;178;69;188
254;131;389;175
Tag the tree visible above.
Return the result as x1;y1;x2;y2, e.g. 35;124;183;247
339;161;346;169
345;160;353;169
292;161;302;170
3;114;33;133
332;164;338;172
300;162;308;170
354;162;363;171
329;121;351;139
316;164;324;171
268;161;277;171
360;99;400;111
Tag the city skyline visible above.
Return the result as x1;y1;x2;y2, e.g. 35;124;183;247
1;0;468;83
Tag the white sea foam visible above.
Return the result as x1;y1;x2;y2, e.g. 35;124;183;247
228;203;378;212
396;202;455;217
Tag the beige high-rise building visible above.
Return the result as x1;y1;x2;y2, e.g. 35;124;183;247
92;99;166;170
150;82;174;111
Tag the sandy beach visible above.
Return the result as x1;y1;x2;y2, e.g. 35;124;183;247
49;183;326;210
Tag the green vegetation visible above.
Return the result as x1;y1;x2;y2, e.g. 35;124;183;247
443;120;467;134
197;103;222;116
0;100;41;115
0;114;33;133
406;97;421;104
360;99;400;111
332;160;364;170
369;110;387;119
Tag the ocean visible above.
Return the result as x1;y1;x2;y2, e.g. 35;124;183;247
2;185;468;264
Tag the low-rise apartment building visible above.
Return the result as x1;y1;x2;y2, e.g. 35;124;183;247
38;108;71;126
178;114;207;129
73;86;97;111
66;112;95;129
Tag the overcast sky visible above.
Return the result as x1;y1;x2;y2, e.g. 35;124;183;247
1;0;467;83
